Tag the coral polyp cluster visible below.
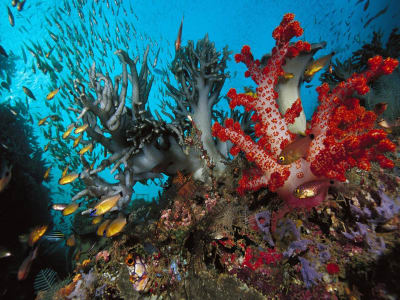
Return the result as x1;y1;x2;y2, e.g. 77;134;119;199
212;14;398;213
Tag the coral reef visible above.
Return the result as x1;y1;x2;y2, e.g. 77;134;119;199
40;11;400;300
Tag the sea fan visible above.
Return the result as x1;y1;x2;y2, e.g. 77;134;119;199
33;268;59;293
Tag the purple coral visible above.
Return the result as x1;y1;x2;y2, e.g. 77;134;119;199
284;239;312;258
317;243;331;262
343;222;386;256
350;204;371;219
255;211;274;247
350;188;400;224
298;257;322;289
373;188;400;223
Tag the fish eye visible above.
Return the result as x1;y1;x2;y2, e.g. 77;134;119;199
278;156;285;162
295;188;300;194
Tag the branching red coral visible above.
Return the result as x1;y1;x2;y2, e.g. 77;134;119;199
212;13;398;211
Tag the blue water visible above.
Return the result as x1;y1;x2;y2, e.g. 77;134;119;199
0;0;398;206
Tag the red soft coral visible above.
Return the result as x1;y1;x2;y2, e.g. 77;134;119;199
212;13;398;215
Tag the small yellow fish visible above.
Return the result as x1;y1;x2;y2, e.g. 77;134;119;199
73;134;83;148
283;72;294;79
58;173;79;185
66;234;75;247
62;203;80;216
44;142;50;152
62;124;75;139
279;72;295;82
79;143;93;155
97;219;111;236
304;52;335;78
277;134;314;165
62;165;69;178
28;225;48;247
244;91;258;98
293;180;331;199
74;124;88;134
43;166;51;181
294;186;317;199
105;216;127;237
38;116;49;126
16;0;26;11
92;215;102;225
46;88;60;100
90;193;121;216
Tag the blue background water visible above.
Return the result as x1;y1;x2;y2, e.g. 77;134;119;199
0;0;398;207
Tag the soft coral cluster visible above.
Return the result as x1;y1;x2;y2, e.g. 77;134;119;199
309;55;398;181
212;13;398;211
